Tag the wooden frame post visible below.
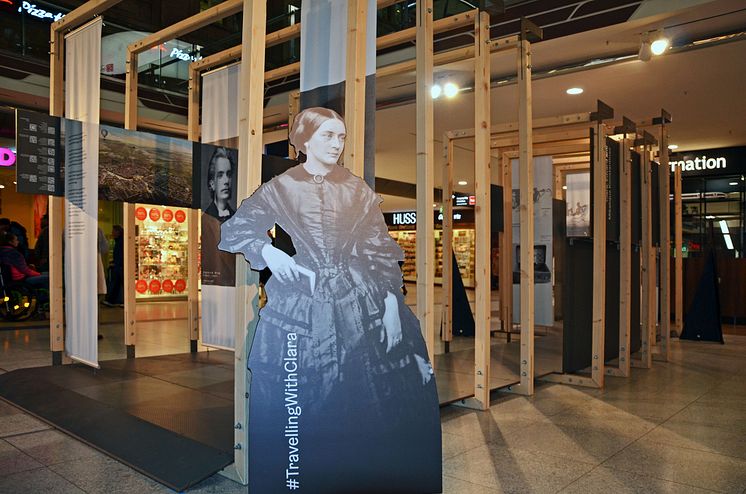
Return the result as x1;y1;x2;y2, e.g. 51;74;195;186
606;117;635;378
674;154;683;333
343;0;367;178
472;11;492;408
123;48;139;358
516;30;534;396
288;90;300;160
442;135;454;346
590;119;607;387
500;153;512;342
656;110;672;361
187;65;201;352
416;0;435;359
634;131;657;369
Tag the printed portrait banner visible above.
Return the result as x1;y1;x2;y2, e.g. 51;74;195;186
511;156;554;327
64;18;101;369
566;172;591;237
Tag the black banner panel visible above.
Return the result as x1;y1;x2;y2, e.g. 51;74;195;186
491;184;504;233
631;151;642;244
606;137;621;243
15;110;63;196
605;244;621;363
630;245;642;355
562;238;593;374
651;161;660;246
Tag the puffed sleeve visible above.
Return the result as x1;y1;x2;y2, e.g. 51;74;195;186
355;189;405;299
218;183;276;270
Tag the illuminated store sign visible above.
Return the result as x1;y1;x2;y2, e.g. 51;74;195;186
388;210;470;226
670;156;726;173
0;148;16;167
16;1;65;22
669;147;745;177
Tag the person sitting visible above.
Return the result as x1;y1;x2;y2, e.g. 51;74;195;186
0;232;49;290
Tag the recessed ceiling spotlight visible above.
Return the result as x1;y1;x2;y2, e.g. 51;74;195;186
0;185;5;189
729;181;739;186
562;185;568;190
566;87;583;95
444;82;459;98
667;144;678;150
651;37;669;56
458;180;468;186
431;84;442;99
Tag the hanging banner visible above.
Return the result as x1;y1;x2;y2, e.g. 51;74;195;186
199;65;240;350
566;172;590;237
300;0;377;186
512;156;554;327
64;18;102;368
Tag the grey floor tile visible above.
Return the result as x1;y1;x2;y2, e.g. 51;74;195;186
642;421;746;460
559;466;718;494
187;473;247;493
442;431;486;460
0;439;43;477
549;402;660;438
667;403;746;433
442;474;502;494
6;429;99;466
443;442;595;493
0;467;85;493
0;413;51;438
49;454;171;494
603;440;746;493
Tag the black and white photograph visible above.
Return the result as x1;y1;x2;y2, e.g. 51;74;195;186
219;107;442;493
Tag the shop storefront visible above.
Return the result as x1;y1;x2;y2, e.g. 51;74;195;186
385;207;476;287
134;204;191;299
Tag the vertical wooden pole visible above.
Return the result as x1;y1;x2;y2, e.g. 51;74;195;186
442;135;454;343
472;11;491;408
639;144;653;368
500;153;512;341
591;123;606;387
343;0;367;178
48;27;64;365
517;36;534;396
616;134;632;377
416;0;435;359
123;49;139;358
230;0;267;483
674;162;683;333
187;65;200;352
288;90;300;160
658;124;670;360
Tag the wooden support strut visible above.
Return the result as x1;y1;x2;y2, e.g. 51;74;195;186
343;0;367;178
674;151;683;334
656;110;672;362
442;135;454;344
187;64;200;352
416;0;435;361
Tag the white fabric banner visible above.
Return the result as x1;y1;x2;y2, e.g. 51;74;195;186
511;156;554;327
200;66;239;350
64;18;102;368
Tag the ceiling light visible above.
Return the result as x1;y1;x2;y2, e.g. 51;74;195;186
430;84;442;99
562;185;568;190
0;185;5;189
651;38;669;56
705;215;716;220
729;181;739;186
719;220;730;235
458;180;468;186
638;36;652;62
443;82;459;98
667;144;678;150
566;87;583;95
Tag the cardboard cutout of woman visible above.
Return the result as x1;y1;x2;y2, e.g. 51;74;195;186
219;107;442;493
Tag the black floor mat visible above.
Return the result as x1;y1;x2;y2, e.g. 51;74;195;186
0;353;235;492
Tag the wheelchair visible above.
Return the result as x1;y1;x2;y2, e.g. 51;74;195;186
0;264;40;322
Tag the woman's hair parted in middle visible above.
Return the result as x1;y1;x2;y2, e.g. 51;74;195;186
288;107;345;158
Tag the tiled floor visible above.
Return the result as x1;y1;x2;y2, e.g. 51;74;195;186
1;301;746;493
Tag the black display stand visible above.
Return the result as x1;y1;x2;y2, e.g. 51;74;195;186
681;249;724;343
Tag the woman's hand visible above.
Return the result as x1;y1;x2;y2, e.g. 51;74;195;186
414;354;433;385
261;243;299;283
380;291;402;352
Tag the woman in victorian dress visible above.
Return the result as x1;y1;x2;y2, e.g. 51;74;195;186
219;107;441;493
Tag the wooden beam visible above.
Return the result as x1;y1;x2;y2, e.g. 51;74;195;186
343;0;367;178
416;0;435;360
450;113;592;141
51;0;123;32
638;144;653;368
378;45;473;79
48;25;64;364
442;135;454;343
659;123;671;360
128;0;243;55
377;9;476;50
517;36;535;396
473;11;492;408
617;134;633;377
230;0;267;484
124;51;138;130
674;158;683;333
591;122;606;388
500;154;513;340
288;90;300;160
123;202;136;356
187;65;200;352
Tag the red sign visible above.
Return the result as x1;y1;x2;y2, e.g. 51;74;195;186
468;195;476;206
149;208;161;222
135;279;148;294
162;209;174;222
174;209;186;223
135;207;147;221
162;279;174;293
149;279;161;293
174;279;186;292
